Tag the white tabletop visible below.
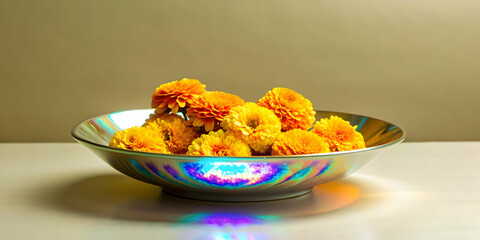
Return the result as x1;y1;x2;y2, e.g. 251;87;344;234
1;142;479;239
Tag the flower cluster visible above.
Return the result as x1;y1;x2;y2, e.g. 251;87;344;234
109;78;366;156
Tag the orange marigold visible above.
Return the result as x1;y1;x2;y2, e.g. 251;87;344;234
186;130;252;156
257;87;316;131
271;129;330;155
144;110;185;126
151;78;206;114
186;91;245;132
312;116;366;152
143;113;198;154
109;126;169;153
221;102;281;154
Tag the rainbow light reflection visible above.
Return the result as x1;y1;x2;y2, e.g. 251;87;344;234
183;162;287;188
129;159;153;178
208;232;258;240
180;213;266;227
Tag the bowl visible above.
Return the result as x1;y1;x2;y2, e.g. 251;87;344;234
71;109;405;202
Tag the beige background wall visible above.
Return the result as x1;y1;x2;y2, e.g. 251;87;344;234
1;0;479;142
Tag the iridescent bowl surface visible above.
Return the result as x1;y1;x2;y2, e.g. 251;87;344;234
71;109;405;202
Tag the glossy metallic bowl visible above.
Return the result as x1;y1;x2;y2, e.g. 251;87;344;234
72;109;405;202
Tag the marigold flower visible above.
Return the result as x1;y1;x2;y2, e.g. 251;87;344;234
144;110;185;126
271;129;330;155
143;114;198;154
109;126;169;153
186;91;245;132
151;78;206;114
186;130;252;156
312;116;366;152
257;87;316;131
221;102;281;154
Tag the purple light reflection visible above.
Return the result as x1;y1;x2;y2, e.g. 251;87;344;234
182;162;287;188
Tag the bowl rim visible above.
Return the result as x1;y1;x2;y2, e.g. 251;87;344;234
71;109;406;160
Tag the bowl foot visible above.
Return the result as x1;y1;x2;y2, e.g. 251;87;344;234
161;187;312;202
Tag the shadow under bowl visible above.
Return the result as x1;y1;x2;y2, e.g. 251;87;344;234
71;109;405;202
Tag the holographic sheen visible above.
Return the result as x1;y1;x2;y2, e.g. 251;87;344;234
145;162;176;184
182;162;287;188
285;166;312;181
315;162;332;177
129;159;153;178
164;164;179;176
164;164;189;182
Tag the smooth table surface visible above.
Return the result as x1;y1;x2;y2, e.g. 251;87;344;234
1;142;479;239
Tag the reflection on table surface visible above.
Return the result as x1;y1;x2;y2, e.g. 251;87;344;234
42;173;399;221
33;172;412;239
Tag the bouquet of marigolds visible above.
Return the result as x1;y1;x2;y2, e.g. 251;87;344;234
109;78;366;156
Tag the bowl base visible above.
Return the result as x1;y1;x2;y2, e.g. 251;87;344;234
162;187;312;202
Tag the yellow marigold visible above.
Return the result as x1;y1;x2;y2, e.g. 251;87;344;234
186;130;252;156
312;116;366;152
151;78;206;114
271;129;330;155
221;102;281;154
109;126;169;153
143;114;198;154
144;110;185;126
186;91;245;132
257;87;316;131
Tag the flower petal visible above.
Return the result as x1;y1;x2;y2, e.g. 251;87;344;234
192;117;205;127
170;104;180;114
177;98;187;108
204;119;216;132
